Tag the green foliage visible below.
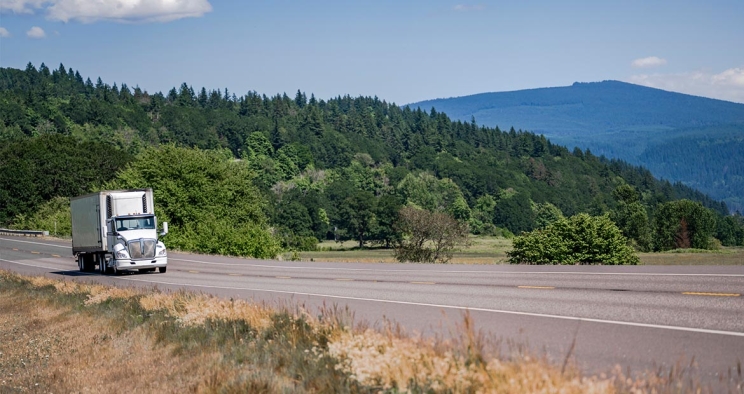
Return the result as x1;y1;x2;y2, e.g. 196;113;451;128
397;172;466;214
394;206;469;264
508;214;639;265
716;215;744;247
10;196;71;237
107;144;280;258
338;189;376;248
532;201;564;229
653;200;717;251
0;134;132;224
493;191;535;234
610;185;652;251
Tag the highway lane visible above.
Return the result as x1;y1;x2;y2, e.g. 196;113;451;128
1;235;743;381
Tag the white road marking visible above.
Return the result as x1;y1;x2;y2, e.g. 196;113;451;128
117;275;744;338
0;237;70;249
0;257;61;270
2;255;744;338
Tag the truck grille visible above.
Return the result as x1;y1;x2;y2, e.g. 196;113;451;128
128;239;156;259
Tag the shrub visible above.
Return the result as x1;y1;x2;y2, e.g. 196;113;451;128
508;213;639;265
394;206;469;264
11;196;72;237
653;199;717;251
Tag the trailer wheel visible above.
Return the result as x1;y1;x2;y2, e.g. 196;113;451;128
80;254;95;272
158;267;167;273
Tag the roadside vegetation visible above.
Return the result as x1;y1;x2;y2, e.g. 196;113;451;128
508;214;640;265
2;270;739;393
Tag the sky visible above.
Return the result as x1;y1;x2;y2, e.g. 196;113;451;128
0;0;743;104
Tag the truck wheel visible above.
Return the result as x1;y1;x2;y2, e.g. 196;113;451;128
85;256;95;272
158;267;167;274
80;254;94;272
95;254;108;275
77;256;84;272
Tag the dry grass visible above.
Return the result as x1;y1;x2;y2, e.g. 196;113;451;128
1;270;741;393
0;281;221;393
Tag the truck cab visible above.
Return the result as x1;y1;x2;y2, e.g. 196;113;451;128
107;214;168;273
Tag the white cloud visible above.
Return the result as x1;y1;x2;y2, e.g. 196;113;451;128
631;56;667;68
628;68;744;103
48;0;212;23
26;26;46;38
0;27;10;38
0;0;47;14
1;0;212;23
453;4;485;11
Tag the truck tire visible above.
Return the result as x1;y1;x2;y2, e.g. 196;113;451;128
158;267;167;273
80;254;95;272
78;256;84;272
97;254;110;275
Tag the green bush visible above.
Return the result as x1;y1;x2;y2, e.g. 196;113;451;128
282;235;319;252
653;199;717;251
10;196;72;237
508;213;639;265
107;145;281;258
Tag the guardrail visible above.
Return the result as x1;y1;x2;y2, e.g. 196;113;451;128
0;228;49;237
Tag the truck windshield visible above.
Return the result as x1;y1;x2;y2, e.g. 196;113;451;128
115;216;155;231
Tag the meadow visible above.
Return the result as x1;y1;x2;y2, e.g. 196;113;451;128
297;236;744;266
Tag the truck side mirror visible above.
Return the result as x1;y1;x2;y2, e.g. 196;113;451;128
160;222;168;236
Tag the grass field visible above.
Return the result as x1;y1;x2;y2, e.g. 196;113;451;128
638;247;744;265
297;236;512;264
295;236;744;266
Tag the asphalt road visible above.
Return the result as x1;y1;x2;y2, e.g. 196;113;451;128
1;235;743;381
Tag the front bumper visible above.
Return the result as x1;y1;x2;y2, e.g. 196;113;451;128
114;256;167;271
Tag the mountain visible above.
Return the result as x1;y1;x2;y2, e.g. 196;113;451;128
408;81;744;211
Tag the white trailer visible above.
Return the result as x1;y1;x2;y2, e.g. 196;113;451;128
71;189;168;274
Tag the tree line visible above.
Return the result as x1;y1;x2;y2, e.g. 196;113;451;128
1;63;742;260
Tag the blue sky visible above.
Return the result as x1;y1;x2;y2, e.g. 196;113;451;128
1;0;743;104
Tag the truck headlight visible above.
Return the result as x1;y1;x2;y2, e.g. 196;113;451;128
157;247;167;257
116;250;130;259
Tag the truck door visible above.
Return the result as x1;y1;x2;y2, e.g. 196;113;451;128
106;218;116;253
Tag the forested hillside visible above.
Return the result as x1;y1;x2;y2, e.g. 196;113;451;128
408;81;744;212
1;63;741;254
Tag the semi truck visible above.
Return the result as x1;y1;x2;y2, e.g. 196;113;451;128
71;189;168;274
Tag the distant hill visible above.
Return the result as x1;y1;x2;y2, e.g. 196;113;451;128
408;81;744;211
